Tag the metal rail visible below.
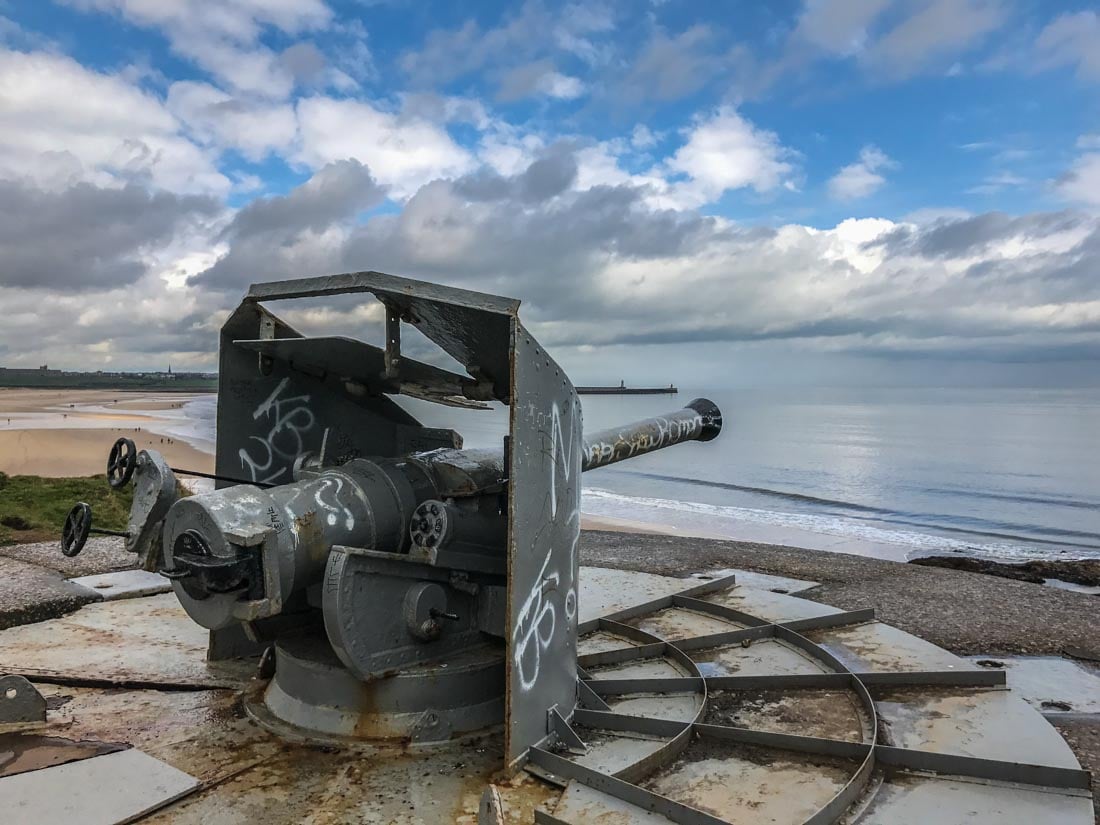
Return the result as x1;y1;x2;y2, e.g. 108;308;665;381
535;575;1092;824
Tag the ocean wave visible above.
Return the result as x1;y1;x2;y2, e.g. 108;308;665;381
580;488;1100;562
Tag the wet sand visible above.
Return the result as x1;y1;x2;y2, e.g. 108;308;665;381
0;389;213;477
0;429;213;477
0;388;199;416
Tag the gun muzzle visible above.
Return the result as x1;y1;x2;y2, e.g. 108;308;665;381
581;398;722;472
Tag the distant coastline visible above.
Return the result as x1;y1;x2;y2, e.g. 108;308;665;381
0;366;217;392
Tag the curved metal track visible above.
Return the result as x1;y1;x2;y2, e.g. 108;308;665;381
529;575;1093;824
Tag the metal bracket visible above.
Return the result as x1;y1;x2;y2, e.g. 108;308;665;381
547;705;587;754
0;675;46;723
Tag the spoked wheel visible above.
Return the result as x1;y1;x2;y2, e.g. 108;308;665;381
106;437;137;489
61;502;92;557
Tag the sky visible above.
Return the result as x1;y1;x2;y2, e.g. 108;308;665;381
0;0;1098;388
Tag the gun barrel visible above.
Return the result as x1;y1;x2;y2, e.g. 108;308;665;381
581;398;722;472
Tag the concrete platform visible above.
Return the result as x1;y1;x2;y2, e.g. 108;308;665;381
0;557;1092;823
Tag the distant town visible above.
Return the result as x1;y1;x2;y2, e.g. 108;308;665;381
0;364;217;391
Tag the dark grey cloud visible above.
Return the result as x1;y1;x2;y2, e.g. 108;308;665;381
454;149;577;203
192;159;384;290
0;180;220;290
874;211;1085;258
180;148;1100;366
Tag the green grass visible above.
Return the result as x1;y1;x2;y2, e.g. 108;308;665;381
0;472;133;546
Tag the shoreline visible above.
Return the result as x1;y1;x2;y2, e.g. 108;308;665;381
1;388;1094;593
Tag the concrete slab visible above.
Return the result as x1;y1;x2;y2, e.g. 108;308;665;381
699;586;842;624
705;688;867;743
691;638;830;678
691;568;819;594
874;687;1082;768
577;631;643;656
569;731;669;775
608;693;702;723
579;566;701;623
804;621;977;674
625;606;743;641
588;658;692;681
853;773;1094;824
0;748;199;825
553;781;677;824
0;593;251;688
642;740;857;825
17;683;557;824
0;556;98;630
964;656;1100;715
0;536;136;578
69;569;171;601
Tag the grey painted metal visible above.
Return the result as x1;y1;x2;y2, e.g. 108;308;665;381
874;745;1092;791
507;322;584;770
55;270;726;776
125;449;180;570
581;398;722;471
252;633;503;742
0;674;46;722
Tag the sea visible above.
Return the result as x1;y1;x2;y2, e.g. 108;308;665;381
174;387;1100;565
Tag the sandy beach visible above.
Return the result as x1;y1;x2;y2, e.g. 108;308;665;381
0;389;214;477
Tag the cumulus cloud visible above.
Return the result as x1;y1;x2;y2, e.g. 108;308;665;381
497;59;585;102
178;148;1100;366
1035;11;1100;81
292;96;476;200
666;107;797;203
1057;153;1100;207
167;81;298;163
828;145;895;201
61;0;333;98
0;47;229;194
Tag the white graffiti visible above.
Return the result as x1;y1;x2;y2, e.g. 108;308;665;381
512;400;582;693
314;476;355;531
584;414;701;469
239;377;315;484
